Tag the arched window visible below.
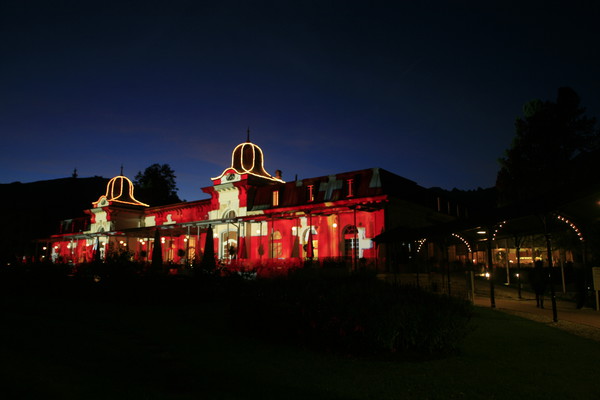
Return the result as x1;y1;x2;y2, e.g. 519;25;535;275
271;231;282;258
221;231;238;260
186;236;197;263
223;210;236;219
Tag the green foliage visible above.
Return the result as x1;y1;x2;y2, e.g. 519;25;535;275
232;275;473;357
497;87;598;206
134;163;181;206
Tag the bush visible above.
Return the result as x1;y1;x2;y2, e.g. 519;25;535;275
75;260;144;283
231;274;473;358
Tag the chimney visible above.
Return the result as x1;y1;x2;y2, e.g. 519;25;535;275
275;170;282;179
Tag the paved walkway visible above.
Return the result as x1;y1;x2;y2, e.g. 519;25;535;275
472;284;600;341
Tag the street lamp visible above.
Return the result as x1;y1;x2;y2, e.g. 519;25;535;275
478;228;495;308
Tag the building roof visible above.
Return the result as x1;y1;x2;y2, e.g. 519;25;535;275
92;175;148;208
246;167;436;211
212;140;284;183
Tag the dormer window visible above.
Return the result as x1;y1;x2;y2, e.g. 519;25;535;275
307;184;314;202
272;190;279;206
347;179;354;197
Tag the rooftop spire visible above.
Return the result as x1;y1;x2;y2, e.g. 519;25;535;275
120;164;124;176
246;127;250;142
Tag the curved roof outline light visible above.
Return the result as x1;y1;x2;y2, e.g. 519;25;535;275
93;175;149;207
416;238;427;253
555;214;584;242
451;233;472;253
212;140;284;183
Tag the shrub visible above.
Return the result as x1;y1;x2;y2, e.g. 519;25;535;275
232;274;473;358
75;260;144;283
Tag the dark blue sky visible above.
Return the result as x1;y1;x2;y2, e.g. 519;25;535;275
2;1;599;202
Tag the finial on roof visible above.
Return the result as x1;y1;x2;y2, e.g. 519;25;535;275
72;168;78;178
120;164;124;176
247;127;250;142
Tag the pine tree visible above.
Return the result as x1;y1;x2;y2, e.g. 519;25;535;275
134;164;181;206
497;87;598;207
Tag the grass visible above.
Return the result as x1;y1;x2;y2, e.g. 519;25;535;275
1;281;600;399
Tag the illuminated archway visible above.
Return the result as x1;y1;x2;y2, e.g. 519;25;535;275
451;233;472;253
555;214;584;242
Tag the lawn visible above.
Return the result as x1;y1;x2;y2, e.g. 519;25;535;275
1;281;599;400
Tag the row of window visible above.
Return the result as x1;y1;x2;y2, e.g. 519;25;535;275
272;178;356;206
436;197;468;217
221;226;360;259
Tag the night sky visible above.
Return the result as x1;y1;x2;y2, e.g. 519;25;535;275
2;1;599;202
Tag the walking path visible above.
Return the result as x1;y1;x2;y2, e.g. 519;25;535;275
473;284;600;341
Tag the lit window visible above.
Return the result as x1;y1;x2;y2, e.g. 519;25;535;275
224;210;236;219
271;231;282;258
307;185;314;202
343;225;358;258
272;190;279;206
347;179;354;197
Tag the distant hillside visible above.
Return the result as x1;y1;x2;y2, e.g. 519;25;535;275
0;176;109;263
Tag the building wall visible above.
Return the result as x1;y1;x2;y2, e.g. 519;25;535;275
46;142;446;272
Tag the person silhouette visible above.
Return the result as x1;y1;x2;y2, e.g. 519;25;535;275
530;260;548;308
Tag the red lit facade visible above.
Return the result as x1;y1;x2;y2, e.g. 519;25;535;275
48;139;462;273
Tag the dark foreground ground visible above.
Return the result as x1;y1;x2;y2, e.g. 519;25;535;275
1;278;600;400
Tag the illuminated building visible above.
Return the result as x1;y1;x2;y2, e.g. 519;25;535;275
48;138;463;273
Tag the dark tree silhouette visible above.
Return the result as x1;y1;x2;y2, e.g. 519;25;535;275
134;164;181;206
199;225;217;274
151;229;163;273
497;87;598;206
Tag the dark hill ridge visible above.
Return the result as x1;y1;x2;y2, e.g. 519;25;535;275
0;176;109;263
